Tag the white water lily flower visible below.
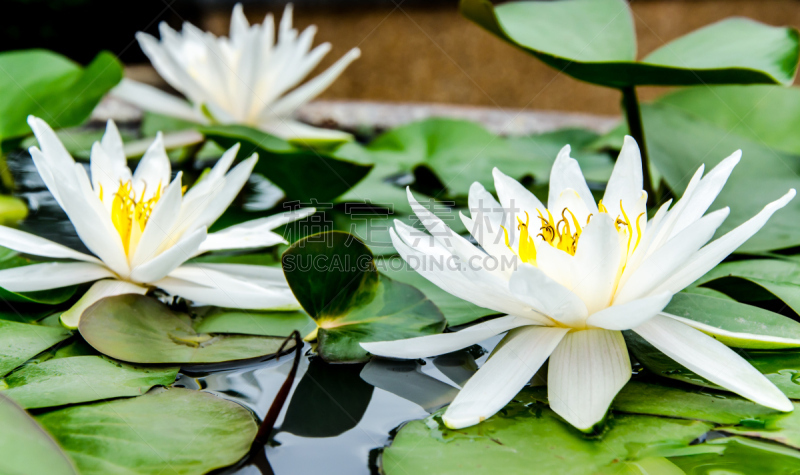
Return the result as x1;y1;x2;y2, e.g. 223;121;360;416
0;116;314;329
362;136;796;431
111;3;360;142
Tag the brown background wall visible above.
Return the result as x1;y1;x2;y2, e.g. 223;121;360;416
135;0;800;116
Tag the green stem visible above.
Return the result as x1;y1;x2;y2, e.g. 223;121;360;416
621;86;656;207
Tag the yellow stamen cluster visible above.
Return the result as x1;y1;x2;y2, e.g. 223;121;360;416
110;180;163;256
503;200;645;261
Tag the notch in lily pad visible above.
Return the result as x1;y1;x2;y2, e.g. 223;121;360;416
282;231;446;363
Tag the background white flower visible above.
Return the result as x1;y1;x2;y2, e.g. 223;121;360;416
111;3;360;142
362;136;796;431
0;116;313;328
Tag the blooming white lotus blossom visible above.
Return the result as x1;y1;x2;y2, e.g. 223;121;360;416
0;116;313;328
111;3;360;142
362;136;796;431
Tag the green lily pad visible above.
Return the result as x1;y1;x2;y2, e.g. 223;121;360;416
460;0;799;88
382;387;713;475
613;380;782;425
0;393;77;475
625;331;800;398
0;355;178;409
662;292;800;349
79;294;293;364
377;256;498;326
642;103;800;252
36;388;256;475
721;402;800;449
193;308;316;339
0;320;71;377
282;231;446;363
670;436;800;474
202;124;372;203
658;85;800;156
695;259;800;315
0;50;122;143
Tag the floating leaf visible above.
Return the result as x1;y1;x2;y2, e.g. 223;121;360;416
382;387;713;474
671;436;800;474
377;256;497;326
662;292;800;349
721;403;800;449
460;0;799;88
0;50;122;142
0;394;77;475
36;388;256;475
193;308;316;338
79;294;293;364
642;103;800;252
202;124;372;203
0;355;178;409
283;232;446;363
695;259;800;315
281;359;374;438
0;320;71;377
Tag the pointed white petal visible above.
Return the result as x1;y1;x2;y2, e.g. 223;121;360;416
186;263;288;287
0;262;113;292
570;213;621;314
586;293;672;331
508;264;588;327
634;315;792;411
443;326;568;429
670;151;740;238
492;167;547;246
614;208;729;304
109;78;204;124
547;145;597;214
0;225;99;263
602;136;644;218
131;173;184;267
362;315;536;359
548;329;631;431
186;154;258;233
267;48;361;117
259;119;354;142
130;227;206;283
197;208;314;253
133;132;172;199
650;189;796;296
61;279;148;329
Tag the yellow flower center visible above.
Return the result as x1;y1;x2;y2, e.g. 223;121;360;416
503;200;645;263
108;180;163;257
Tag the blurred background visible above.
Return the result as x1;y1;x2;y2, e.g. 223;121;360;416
5;0;800;116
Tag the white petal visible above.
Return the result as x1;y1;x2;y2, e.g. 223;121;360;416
547;329;631;431
634;315;792;411
186;263;287;288
663;312;800;349
0;225;99;263
650;189;796;296
133;133;172;199
27;116;78;206
614;207;729;304
670;150;740;238
0;262;113;292
361;315;536;359
155;269;299;310
109;78;205;124
131;173;184;267
197;208;314;254
602;136;644;218
586;293;672;331
547;145;597;214
185;154;258;234
443;326;569;429
258;119;354;142
492;167;547;246
267;47;361;118
130;227;206;283
508;264;587;327
60;279;148;329
570;213;621;314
